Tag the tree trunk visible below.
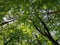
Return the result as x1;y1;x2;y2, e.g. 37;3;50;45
47;35;59;45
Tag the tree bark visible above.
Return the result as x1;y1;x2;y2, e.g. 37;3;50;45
35;34;41;45
46;34;59;45
36;15;59;45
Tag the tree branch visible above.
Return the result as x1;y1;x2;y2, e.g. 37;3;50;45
35;34;41;45
46;10;60;14
35;15;59;45
4;36;14;45
32;21;46;36
0;18;15;26
36;15;50;35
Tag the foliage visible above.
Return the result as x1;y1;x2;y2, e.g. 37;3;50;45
0;0;60;45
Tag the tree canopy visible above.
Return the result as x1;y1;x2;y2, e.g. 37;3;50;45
0;0;60;45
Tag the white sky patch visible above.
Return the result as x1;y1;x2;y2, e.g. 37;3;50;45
3;17;7;22
21;11;24;14
50;30;56;37
9;21;14;24
57;23;60;25
3;17;13;22
40;10;46;14
58;40;60;44
43;15;47;19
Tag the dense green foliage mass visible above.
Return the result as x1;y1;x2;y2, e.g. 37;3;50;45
0;0;60;45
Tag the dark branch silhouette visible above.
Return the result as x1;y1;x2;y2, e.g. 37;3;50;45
0;18;15;26
32;21;47;36
4;36;14;45
4;34;18;45
35;34;41;45
36;15;50;35
46;10;60;14
32;14;59;45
